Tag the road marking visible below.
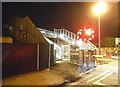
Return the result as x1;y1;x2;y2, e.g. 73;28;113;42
69;61;118;85
93;82;106;85
87;67;117;83
70;74;94;85
79;65;102;77
93;68;118;85
79;60;117;77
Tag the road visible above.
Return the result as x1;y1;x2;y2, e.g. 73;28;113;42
68;60;119;86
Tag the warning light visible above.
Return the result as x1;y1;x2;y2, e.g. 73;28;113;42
77;27;95;41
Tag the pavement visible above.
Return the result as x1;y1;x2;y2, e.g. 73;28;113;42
2;58;119;86
2;59;80;86
2;69;65;86
51;59;80;82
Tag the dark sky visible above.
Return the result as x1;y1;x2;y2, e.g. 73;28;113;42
2;2;119;38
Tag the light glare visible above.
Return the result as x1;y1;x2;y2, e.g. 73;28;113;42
85;29;92;36
93;1;107;14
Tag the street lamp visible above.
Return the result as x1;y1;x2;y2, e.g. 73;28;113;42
93;1;107;55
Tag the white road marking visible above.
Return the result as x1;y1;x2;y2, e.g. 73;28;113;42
79;61;118;77
79;65;102;77
70;61;118;85
87;67;117;83
93;68;118;85
70;74;94;85
93;82;106;85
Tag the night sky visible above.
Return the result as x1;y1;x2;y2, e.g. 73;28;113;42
2;2;119;38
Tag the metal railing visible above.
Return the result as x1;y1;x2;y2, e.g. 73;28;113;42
38;28;98;50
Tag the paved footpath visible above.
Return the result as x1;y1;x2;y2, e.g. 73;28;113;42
2;60;80;86
2;69;65;86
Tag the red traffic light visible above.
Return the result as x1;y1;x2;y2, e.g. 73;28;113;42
77;27;94;41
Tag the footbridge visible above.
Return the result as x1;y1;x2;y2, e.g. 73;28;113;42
38;28;98;51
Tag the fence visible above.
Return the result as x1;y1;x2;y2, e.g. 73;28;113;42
2;43;55;78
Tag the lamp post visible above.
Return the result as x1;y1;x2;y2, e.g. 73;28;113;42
93;1;107;55
98;13;101;55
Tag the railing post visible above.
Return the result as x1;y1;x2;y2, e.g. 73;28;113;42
66;30;67;37
73;34;75;40
60;29;62;35
63;29;65;35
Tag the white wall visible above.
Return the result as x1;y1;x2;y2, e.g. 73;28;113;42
54;43;62;60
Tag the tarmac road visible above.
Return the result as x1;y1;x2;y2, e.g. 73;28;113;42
69;60;119;86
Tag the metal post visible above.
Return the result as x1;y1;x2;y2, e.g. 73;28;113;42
98;13;101;55
0;2;2;83
48;44;51;69
83;41;85;66
37;44;40;71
